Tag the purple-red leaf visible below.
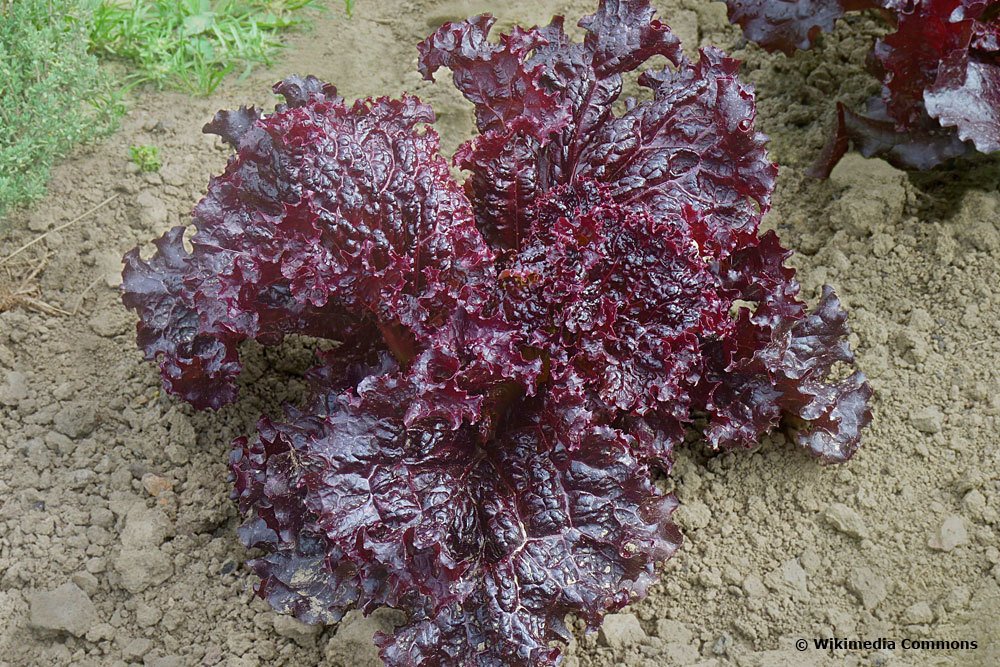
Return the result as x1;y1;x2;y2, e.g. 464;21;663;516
203;105;263;149
724;0;882;55
874;0;974;128
417;15;570;141
810;100;977;177
499;181;728;451
122;82;495;407
234;383;680;667
701;275;873;462
420;2;776;257
924;53;1000;152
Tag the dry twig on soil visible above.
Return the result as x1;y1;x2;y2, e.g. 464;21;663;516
0;253;69;316
0;194;117;316
0;194;117;267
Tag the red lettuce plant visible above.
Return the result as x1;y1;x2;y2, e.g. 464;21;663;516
722;0;1000;173
122;1;872;665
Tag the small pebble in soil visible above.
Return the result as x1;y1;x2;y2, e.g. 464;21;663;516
904;601;934;624
122;637;153;661
52;401;97;439
598;613;646;649
0;370;28;406
824;503;869;539
909;406;944;434
134;601;162;628
742;574;768;598
712;632;733;656
89;309;132;338
165;444;190;465
655;619;693;644
928;515;968;552
272;614;322;646
115;548;173;594
136;191;169;227
962;489;987;520
28;581;98;637
142;473;174;497
662;640;701;665
944;586;971;611
71;571;100;597
115;504;175;593
679;500;712;530
847;566;887;610
120;504;172;549
93;249;125;288
764;559;809;601
326;609;403;667
0;343;15;368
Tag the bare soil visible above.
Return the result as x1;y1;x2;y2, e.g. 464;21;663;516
0;1;997;666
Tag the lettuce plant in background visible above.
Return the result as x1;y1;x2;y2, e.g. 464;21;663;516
722;0;1000;174
122;1;873;664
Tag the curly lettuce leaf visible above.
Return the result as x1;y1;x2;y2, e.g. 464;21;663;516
233;381;680;667
122;77;495;407
419;1;777;258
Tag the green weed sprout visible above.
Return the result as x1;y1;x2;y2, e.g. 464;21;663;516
129;145;162;172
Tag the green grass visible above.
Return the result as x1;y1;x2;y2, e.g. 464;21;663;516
1;0;340;220
0;0;124;219
129;144;161;172
89;0;321;96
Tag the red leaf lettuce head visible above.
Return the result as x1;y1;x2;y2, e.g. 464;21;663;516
122;3;873;666
721;0;1000;172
